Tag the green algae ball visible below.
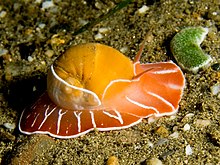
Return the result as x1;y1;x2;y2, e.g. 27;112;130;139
171;27;212;73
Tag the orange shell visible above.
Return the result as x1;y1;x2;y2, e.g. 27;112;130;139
47;43;134;110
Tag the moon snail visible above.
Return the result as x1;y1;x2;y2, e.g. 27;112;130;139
19;42;185;139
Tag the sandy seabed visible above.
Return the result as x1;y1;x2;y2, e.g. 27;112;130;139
0;0;220;164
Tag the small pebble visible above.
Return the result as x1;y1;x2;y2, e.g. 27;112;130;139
160;150;175;160
42;1;54;9
38;23;46;29
13;3;21;11
185;144;193;155
146;158;163;165
212;11;218;16
3;123;16;130
78;18;88;26
170;27;212;73
27;56;34;62
147;140;154;148
145;31;154;43
40;60;46;65
106;156;119;165
120;46;129;54
169;131;179;139
210;83;220;95
155;138;169;146
147;116;157;124
155;126;169;137
169;115;176;120
195;119;211;128
183;123;190;131
45;49;54;58
181;113;195;122
137;5;149;14
50;36;65;45
172;126;178;131
98;27;110;34
94;33;104;40
0;11;7;18
185;113;195;118
33;86;37;92
95;2;102;10
0;48;8;56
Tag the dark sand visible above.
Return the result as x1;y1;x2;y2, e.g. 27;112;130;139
0;0;220;164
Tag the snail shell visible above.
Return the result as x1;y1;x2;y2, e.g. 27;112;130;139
47;43;134;110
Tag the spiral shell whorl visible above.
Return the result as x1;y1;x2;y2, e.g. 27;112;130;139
47;65;101;110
